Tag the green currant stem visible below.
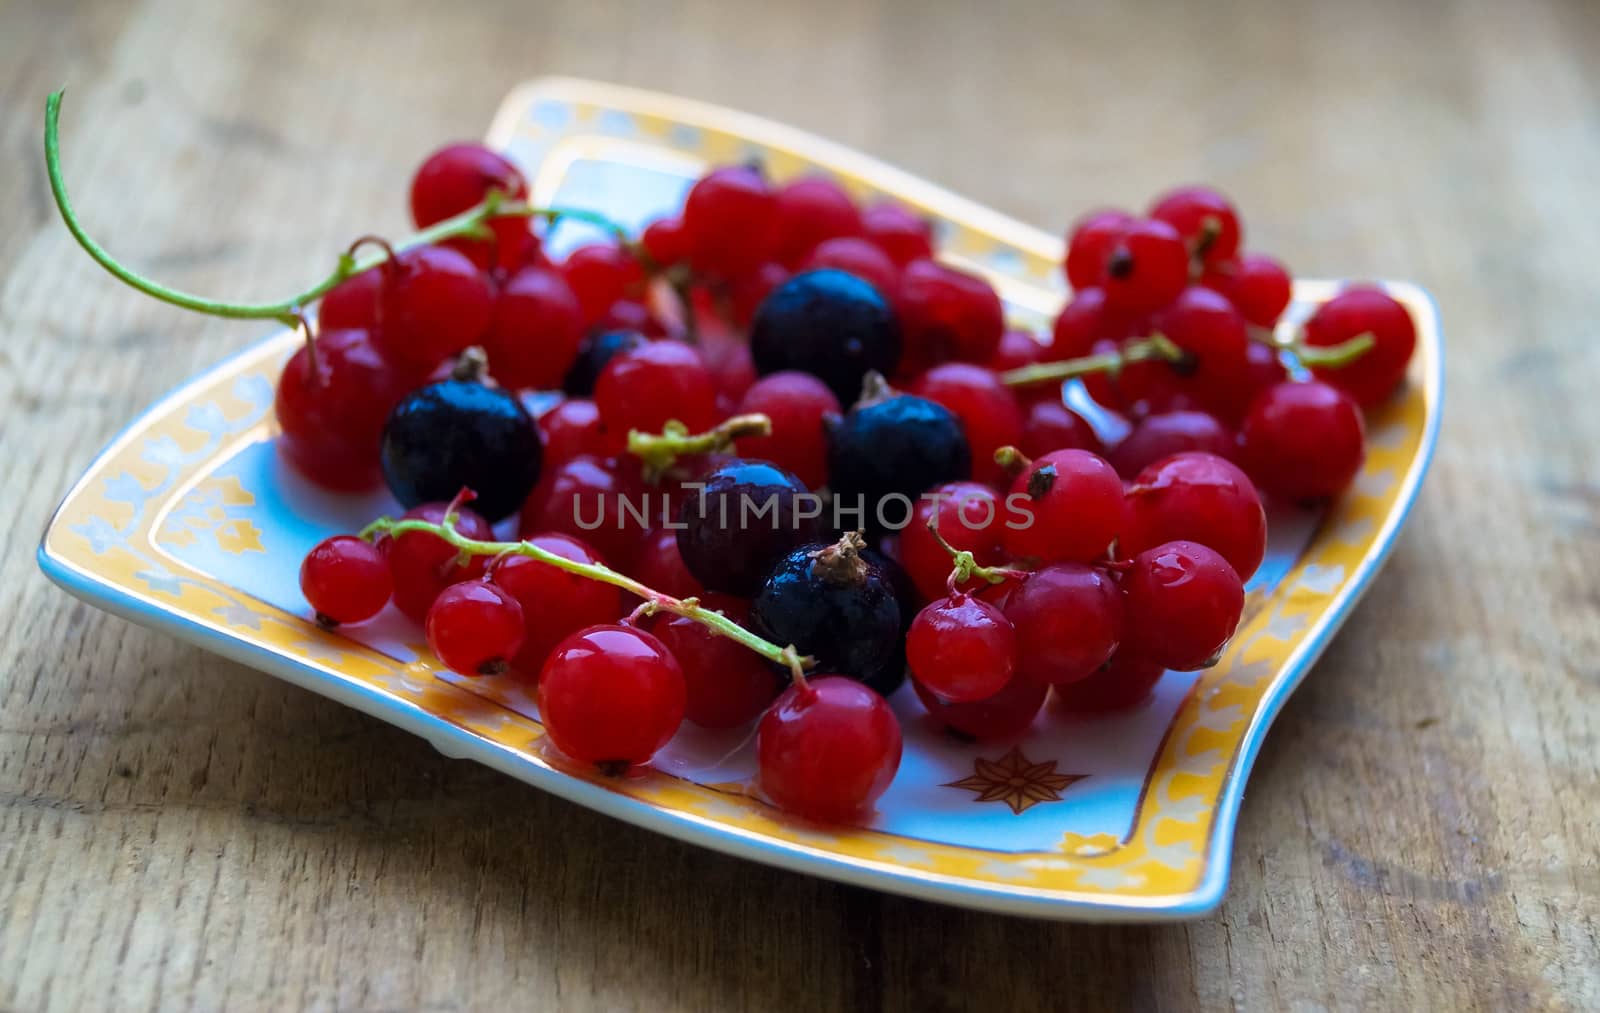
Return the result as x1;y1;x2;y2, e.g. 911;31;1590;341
358;513;813;682
1000;334;1188;388
1281;331;1376;369
993;445;1033;482
926;518;1030;595
627;413;772;484
44;90;626;330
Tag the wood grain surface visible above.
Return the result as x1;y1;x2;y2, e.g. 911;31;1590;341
2;0;1597;1009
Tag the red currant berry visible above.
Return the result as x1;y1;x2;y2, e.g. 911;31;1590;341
1149;185;1241;267
1000;449;1124;564
647;594;781;728
595;299;668;339
1122;451;1267;581
641;215;690;268
409;143;530;271
481;265;585;390
913;671;1047;740
1225;253;1293;328
1052;650;1165;713
1064;209;1135;291
729;261;792;326
897;259;1005;369
700;331;759;405
911;364;1024;487
1081;338;1126;411
1020;400;1103;460
1108;410;1233;478
1121;540;1244;671
372;245;495;374
490;534;624;676
274;329;406;491
631;527;706;601
899;481;1003;601
318;269;383;331
1239;381;1366;501
538;624;686;769
987;328;1048;373
801;236;899;299
1239;341;1290;408
757;676;902;822
772;176;862;266
539;398;614;465
1002;564;1123;685
1152;285;1252;413
1048;287;1113;361
561;243;646;326
734;370;841;490
1099;219;1190;314
907;594;1016;702
425;579;525;675
1303;285;1417;407
860;201;934;266
300;535;392;626
522;455;652;567
682;166;778;279
595;340;719;436
383;501;495;622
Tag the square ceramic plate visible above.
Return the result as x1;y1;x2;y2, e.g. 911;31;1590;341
38;77;1442;922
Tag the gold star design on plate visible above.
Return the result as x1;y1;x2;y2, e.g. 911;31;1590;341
944;746;1086;815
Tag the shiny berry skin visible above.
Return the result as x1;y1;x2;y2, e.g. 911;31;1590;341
1303;285;1417;406
907;594;1015;702
911;364;1024;486
1000;449;1123;564
409;143;530;271
371;245;495;373
538;625;686;769
1099;219;1190;314
700;331;759;404
826;393;970;531
1241;341;1290;405
317;269;382;331
1064;209;1135;291
676;460;823;596
1149;185;1241;267
539;398;612;465
1123;452;1267;581
1239;381;1366;501
425;580;525;675
1223;253;1293;328
749;269;902;407
381;379;542;522
383;502;495;621
1052;650;1166;713
560;243;645;326
801;237;899;299
899;481;1002;602
490;534;623;676
1020;400;1103;460
1121;540;1244;671
482;265;585;390
522;455;652;567
682;166;778;279
734;371;840;489
648;594;780;728
1108;410;1233;478
595;340;719;436
274;329;405;491
750;538;904;694
632;527;705;601
729;261;792;327
772;176;862;266
562;329;645;397
987;328;1048;373
641;216;689;268
1049;287;1113;361
757;677;902;822
299;535;392;626
1151;285;1252;413
896;259;1005;370
1003;563;1124;685
860;202;934;266
913;671;1047;740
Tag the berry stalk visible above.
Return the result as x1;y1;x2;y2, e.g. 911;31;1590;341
1000;334;1189;388
359;512;812;681
925;518;1030;594
626;413;772;483
44;90;626;330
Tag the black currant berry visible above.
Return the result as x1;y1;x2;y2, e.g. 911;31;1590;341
562;329;645;396
749;532;904;694
676;459;823;596
381;377;541;522
750;269;901;406
826;381;970;531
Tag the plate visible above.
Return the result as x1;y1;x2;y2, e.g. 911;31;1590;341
37;77;1442;921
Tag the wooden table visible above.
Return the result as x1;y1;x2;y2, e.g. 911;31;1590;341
3;0;1596;1008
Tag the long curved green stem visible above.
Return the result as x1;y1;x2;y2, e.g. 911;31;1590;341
359;513;812;681
626;413;771;483
44;89;626;329
1000;334;1188;388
